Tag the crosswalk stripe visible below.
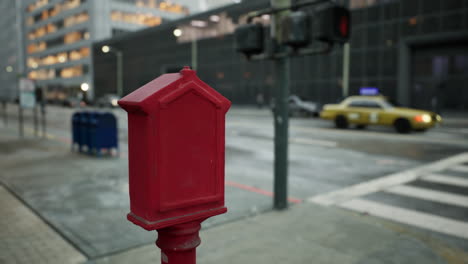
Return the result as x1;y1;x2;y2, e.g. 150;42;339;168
289;137;337;148
422;173;468;188
451;165;468;173
340;198;468;240
385;185;468;208
308;152;468;206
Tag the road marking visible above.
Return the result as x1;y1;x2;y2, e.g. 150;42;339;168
385;185;468;208
451;165;468;173
289;137;337;148
225;180;302;204
340;198;468;240
228;123;338;148
422;173;468;188
229;121;468;147
308;152;468;206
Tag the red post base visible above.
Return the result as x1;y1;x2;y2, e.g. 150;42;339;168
156;220;203;264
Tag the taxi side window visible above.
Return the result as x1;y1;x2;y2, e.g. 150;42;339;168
364;101;382;109
348;101;366;108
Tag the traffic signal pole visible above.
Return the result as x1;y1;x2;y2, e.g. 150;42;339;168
238;0;350;210
271;0;291;210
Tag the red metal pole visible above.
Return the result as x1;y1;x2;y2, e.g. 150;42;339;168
156;219;203;264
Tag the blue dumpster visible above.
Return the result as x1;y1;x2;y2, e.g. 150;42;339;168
78;112;90;153
71;112;81;151
71;111;118;156
93;112;118;156
86;112;99;154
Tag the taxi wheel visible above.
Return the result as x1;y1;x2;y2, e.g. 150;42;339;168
335;115;349;129
394;118;412;133
356;124;367;129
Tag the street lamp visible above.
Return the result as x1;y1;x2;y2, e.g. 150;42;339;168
173;28;182;37
173;28;197;71
80;82;89;92
101;45;123;98
101;45;110;53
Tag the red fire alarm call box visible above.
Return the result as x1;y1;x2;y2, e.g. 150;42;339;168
119;66;231;230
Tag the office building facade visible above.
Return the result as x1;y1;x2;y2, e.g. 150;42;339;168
0;1;24;102
93;0;468;112
23;0;191;102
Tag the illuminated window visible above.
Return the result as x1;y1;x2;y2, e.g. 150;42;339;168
42;55;56;65
111;11;162;27
64;31;85;44
47;23;57;34
26;0;83;25
123;0;189;15
28;12;88;40
64;12;89;27
27;58;40;68
57;52;68;63
27;47;89;69
61;65;83;78
26;0;49;13
27;42;47;54
28;69;55;80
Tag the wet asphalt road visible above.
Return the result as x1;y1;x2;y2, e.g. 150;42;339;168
1;104;468;258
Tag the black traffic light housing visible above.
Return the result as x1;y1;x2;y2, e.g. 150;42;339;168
281;11;309;49
234;23;264;57
313;5;351;44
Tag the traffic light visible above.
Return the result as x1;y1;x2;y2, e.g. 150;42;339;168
281;11;309;49
234;23;264;57
313;5;351;44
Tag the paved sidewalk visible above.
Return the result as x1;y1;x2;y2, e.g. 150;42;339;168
90;201;468;264
0;185;86;264
1;117;468;263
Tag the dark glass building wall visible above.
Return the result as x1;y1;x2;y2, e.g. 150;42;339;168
93;0;468;110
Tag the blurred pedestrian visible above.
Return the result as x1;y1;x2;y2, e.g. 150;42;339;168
256;92;264;109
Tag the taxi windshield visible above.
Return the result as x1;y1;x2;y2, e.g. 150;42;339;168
380;100;394;109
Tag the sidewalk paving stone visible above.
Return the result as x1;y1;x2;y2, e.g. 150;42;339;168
0;186;86;264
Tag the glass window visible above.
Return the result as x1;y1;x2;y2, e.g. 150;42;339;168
348;100;366;107
364;101;382;108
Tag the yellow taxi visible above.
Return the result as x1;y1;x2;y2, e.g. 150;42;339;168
320;96;442;133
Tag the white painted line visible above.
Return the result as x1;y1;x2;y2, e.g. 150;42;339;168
309;170;420;206
308;152;468;206
289;137;337;148
340;198;468;240
451;165;468;173
385;185;468;208
422;173;468;188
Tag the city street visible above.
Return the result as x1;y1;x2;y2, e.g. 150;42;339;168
1;104;467;263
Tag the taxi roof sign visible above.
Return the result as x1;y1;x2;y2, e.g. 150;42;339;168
360;87;379;96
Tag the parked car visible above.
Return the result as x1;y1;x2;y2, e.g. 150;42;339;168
96;94;119;108
320;95;442;133
288;95;321;117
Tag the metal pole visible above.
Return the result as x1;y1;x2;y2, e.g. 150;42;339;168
2;101;7;127
33;105;38;137
155;220;203;264
342;43;350;97
41;101;46;138
116;51;123;97
191;38;198;71
18;104;23;137
271;0;290;210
